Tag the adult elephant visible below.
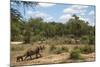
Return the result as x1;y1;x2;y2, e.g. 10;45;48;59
23;44;45;61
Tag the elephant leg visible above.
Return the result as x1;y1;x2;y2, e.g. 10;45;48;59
21;57;23;61
16;59;19;62
24;56;28;61
36;53;38;59
38;52;42;57
16;57;20;62
30;55;32;60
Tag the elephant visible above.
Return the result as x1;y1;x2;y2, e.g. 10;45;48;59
16;55;24;62
23;45;45;61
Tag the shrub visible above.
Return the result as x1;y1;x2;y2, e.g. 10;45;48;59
73;46;79;50
81;35;89;44
53;48;62;54
81;35;95;45
54;46;69;54
49;45;56;51
49;45;69;54
70;49;81;60
88;35;95;45
49;45;63;54
31;35;42;42
80;45;95;54
61;46;69;52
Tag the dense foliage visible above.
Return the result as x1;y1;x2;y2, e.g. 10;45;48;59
11;1;95;44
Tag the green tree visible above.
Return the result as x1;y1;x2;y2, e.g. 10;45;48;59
66;14;89;38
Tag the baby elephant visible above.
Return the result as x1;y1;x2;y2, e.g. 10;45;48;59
16;55;24;62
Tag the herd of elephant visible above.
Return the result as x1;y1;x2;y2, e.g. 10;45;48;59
16;44;45;62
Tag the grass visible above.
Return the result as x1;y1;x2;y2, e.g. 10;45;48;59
49;45;69;54
11;44;31;51
11;42;95;66
11;45;25;51
49;45;61;54
80;45;95;54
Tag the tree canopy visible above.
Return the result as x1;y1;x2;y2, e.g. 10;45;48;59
11;1;95;44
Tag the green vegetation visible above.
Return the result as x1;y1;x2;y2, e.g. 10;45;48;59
80;45;95;54
73;45;95;54
61;46;69;52
49;45;56;52
70;49;81;60
11;1;95;44
11;1;95;65
49;45;69;54
53;48;62;54
11;12;95;44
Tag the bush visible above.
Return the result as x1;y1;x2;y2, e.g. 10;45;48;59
81;35;89;44
70;49;81;60
88;35;95;45
73;46;79;50
80;45;95;54
49;45;64;54
61;46;69;52
81;35;95;45
49;45;56;51
31;35;42;42
53;48;62;54
54;46;69;54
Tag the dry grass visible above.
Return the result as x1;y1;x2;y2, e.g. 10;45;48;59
10;42;95;66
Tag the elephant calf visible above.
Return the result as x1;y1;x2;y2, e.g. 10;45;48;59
16;55;24;62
